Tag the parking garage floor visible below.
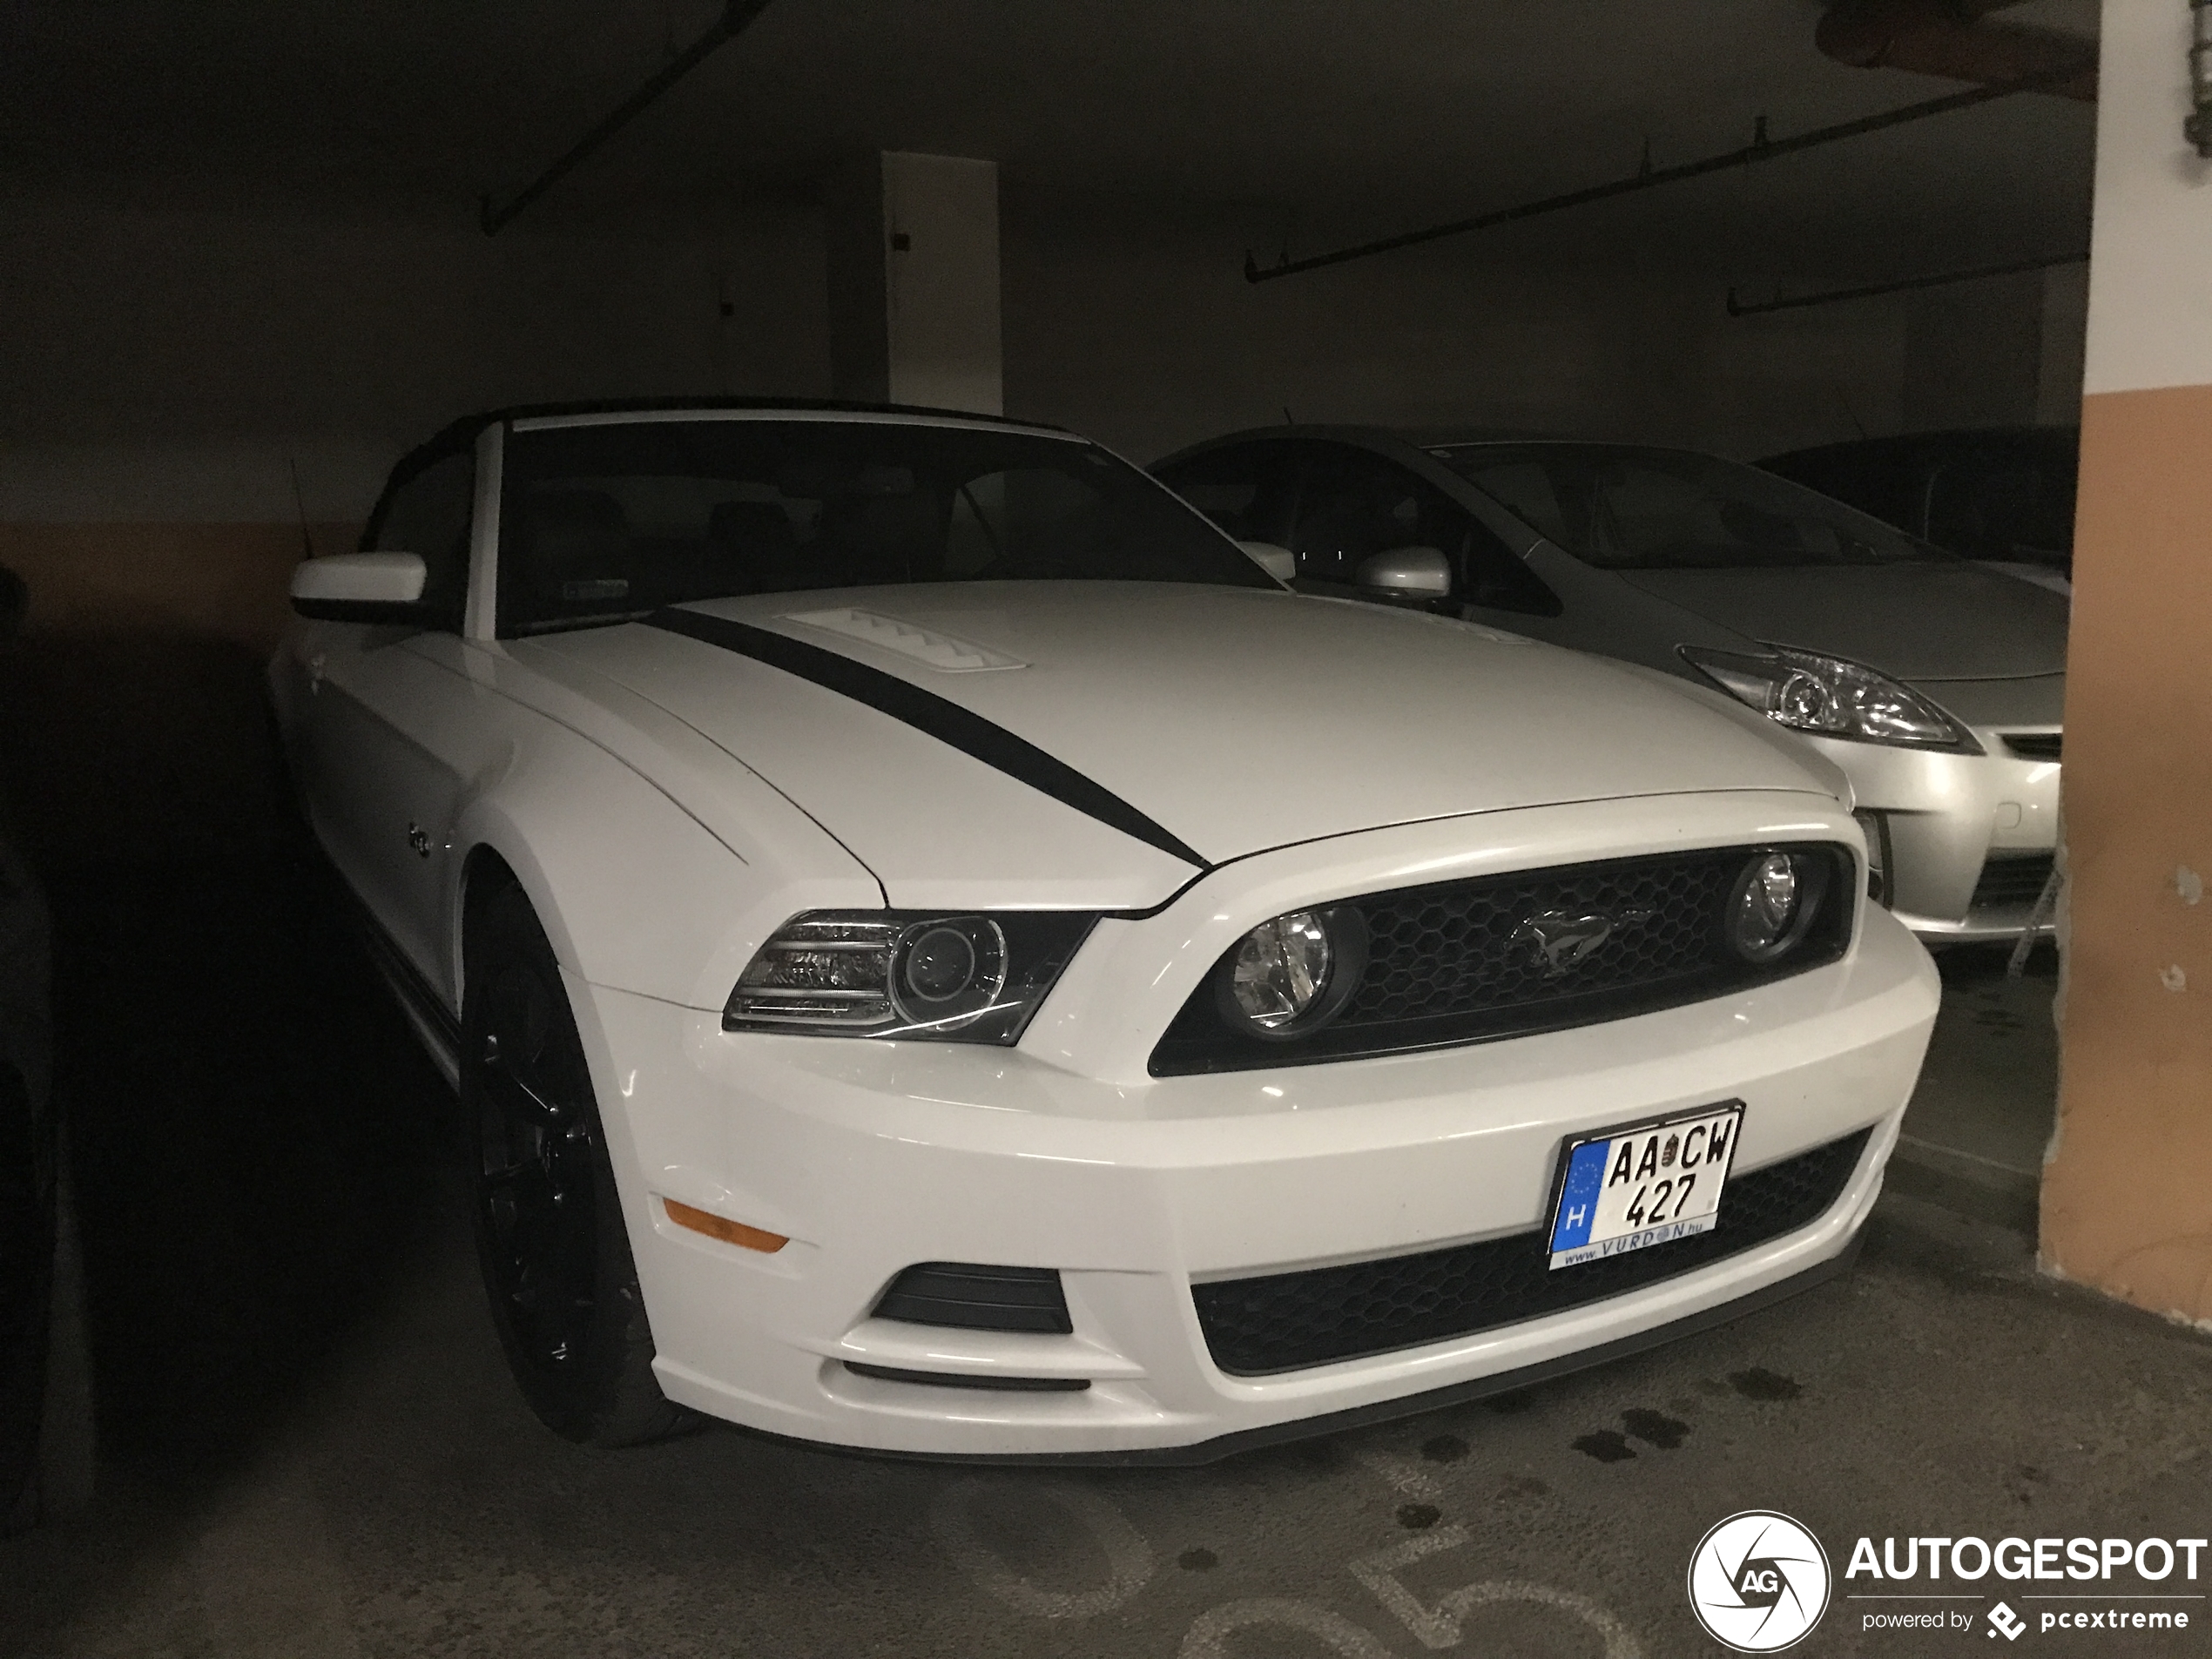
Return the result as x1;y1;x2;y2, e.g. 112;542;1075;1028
1;848;2206;1659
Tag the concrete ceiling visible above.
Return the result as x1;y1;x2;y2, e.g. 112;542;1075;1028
0;0;2097;279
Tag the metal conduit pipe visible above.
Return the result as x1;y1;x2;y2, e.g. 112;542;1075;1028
1244;64;2083;285
481;0;774;236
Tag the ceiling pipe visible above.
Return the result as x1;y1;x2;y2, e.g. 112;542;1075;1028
1726;248;2087;315
1816;0;2097;101
1244;64;2080;285
481;0;774;235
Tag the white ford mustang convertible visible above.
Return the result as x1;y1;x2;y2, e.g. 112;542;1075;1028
271;401;1939;1460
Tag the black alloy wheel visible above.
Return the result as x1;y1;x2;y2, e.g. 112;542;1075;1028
475;957;601;1376
461;878;691;1447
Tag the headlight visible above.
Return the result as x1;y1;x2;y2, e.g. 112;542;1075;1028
1681;645;1979;752
1214;906;1368;1040
725;910;1096;1042
1723;849;1831;963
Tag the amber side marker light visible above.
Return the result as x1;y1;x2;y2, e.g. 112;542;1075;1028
664;1197;788;1252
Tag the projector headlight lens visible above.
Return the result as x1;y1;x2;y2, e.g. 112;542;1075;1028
893;919;1006;1027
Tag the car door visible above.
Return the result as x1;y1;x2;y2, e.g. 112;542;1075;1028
1284;442;1561;622
295;446;481;1001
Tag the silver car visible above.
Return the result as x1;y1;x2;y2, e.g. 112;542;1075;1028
1154;428;2067;944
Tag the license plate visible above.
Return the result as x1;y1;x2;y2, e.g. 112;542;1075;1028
1546;1103;1744;1269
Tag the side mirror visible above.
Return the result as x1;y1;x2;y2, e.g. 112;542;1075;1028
1236;540;1298;584
291;552;428;623
1354;545;1453;601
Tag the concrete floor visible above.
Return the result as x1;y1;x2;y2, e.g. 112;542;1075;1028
1890;946;2060;1231
3;855;2207;1659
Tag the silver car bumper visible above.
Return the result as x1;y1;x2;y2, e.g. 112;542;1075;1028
1803;675;2062;945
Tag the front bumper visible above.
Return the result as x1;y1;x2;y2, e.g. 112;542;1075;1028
570;796;1939;1458
1804;695;2061;943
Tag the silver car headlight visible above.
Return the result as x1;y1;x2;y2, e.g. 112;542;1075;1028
1681;644;1980;752
725;911;1096;1042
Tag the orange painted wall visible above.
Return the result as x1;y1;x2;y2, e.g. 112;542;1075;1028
0;522;356;650
2042;383;2212;1323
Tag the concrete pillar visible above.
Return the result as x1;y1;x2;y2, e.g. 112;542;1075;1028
826;152;1002;415
2040;0;2212;1322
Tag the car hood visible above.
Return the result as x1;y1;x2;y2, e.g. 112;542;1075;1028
530;583;1837;909
1611;562;2069;681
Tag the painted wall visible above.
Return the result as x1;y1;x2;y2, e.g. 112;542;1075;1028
0;188;826;641
2040;0;2212;1325
999;189;1914;464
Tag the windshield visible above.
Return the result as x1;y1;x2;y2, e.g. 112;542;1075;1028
1429;443;1951;572
498;417;1269;635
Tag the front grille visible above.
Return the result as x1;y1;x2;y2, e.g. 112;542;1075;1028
872;1263;1072;1333
1150;843;1855;1076
1971;853;2056;911
1191;1128;1871;1376
2002;732;2062;761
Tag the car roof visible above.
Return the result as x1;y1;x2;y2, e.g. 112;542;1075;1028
1156;424;1731;467
1759;425;2080;468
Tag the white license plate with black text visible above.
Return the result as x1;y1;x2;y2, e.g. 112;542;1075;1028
1546;1103;1744;1270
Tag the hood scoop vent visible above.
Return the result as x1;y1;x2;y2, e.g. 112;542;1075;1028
783;607;1027;673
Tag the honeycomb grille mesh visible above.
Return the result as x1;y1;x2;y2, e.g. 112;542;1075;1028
1348;853;1739;1022
1151;844;1854;1075
1191;1128;1871;1376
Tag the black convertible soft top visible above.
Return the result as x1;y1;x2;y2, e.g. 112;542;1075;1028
364;397;1069;550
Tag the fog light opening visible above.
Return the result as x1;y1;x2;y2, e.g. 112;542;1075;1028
1852;810;1892;908
1725;851;1828;964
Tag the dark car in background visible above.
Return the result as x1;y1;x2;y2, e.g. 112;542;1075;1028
1758;427;2079;597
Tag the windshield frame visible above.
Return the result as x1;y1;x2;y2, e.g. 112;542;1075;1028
494;411;1273;637
1426;440;1962;574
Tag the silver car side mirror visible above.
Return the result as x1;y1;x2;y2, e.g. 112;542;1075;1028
291;551;428;623
1354;545;1452;600
1236;540;1298;584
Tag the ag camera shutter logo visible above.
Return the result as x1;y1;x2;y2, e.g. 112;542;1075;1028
1688;1511;1832;1652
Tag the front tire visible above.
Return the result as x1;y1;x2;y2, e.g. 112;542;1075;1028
461;879;691;1447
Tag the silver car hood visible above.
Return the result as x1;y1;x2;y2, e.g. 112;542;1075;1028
528;583;1837;909
1613;562;2070;682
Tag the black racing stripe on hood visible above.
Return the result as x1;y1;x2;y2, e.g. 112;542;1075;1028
647;608;1209;870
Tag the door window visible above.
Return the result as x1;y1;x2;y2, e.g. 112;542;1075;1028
1290;445;1558;614
368;449;475;629
1925;457;2077;564
1152;443;1298;545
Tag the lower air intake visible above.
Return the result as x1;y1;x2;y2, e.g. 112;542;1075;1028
1971;853;2055;910
1191;1129;1871;1376
873;1262;1073;1334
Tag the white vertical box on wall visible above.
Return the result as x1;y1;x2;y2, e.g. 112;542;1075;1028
826;151;1003;415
